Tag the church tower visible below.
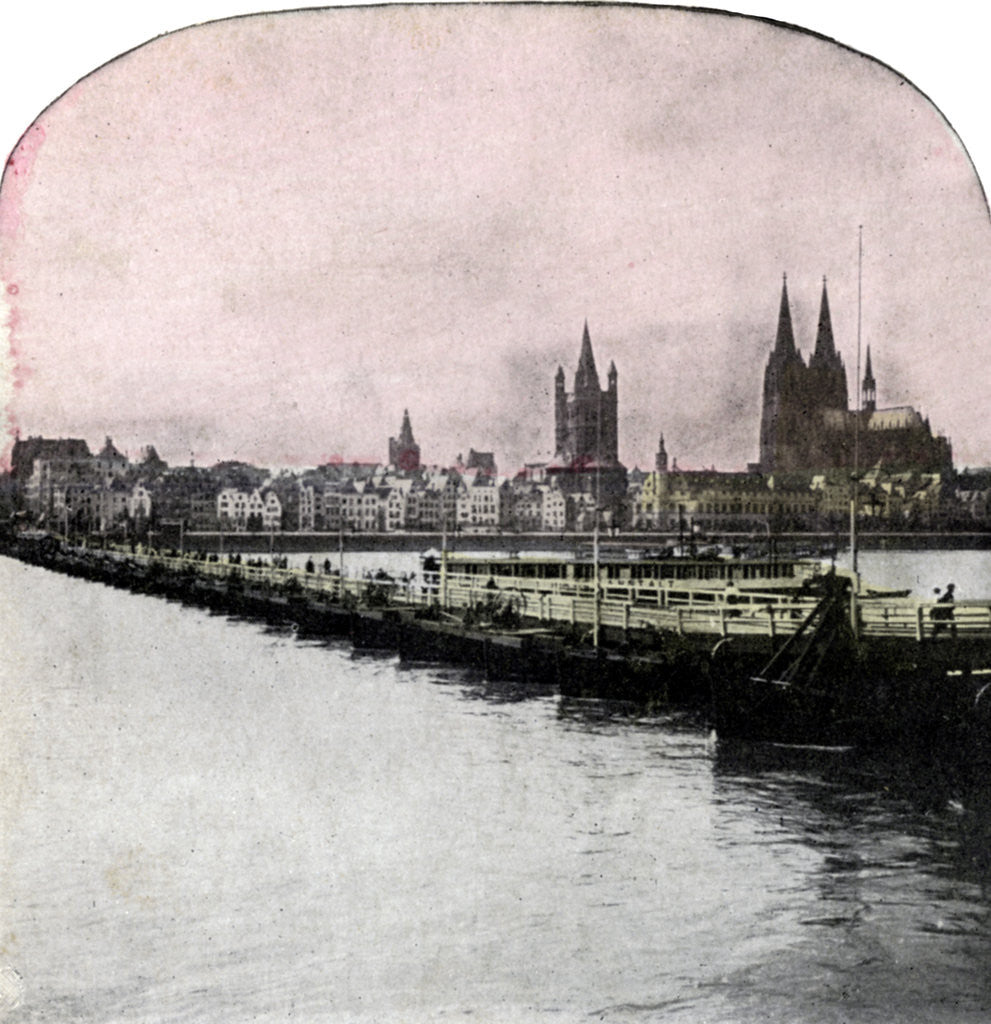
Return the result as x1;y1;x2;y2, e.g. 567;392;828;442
758;275;807;472
654;433;668;473
807;278;848;412
550;322;626;506
554;365;568;457
388;409;421;471
861;346;877;413
554;321;619;467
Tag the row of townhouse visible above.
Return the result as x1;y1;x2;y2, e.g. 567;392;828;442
128;482;286;533
509;482;567;532
217;487;282;531
299;470;493;533
38;477;286;535
298;469;573;533
20;462;286;536
809;469;950;527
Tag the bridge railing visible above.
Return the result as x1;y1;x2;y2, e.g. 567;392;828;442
858;597;991;640
85;546;991;642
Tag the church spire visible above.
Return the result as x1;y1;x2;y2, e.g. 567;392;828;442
398;408;414;445
862;346;876;412
388;408;421;470
575;320;600;392
813;277;836;359
774;274;797;357
655;432;668;473
808;275;848;411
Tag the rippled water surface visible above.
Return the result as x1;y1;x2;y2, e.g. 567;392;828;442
3;554;991;1023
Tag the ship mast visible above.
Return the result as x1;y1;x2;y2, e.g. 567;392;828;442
593;389;602;648
849;226;863;634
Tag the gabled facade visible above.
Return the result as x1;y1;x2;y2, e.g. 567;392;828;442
217;487;282;531
455;470;500;532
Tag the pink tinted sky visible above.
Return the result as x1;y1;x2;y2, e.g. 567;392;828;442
1;3;990;474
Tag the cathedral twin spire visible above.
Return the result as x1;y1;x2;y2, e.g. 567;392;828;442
771;274;850;408
774;274;840;365
760;274;949;473
760;274;895;472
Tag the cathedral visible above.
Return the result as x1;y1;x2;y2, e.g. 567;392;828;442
548;323;627;498
757;276;952;475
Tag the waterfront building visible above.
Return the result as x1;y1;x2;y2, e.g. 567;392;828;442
954;469;991;526
541;486;567;532
321;487;343;532
24;452;95;522
297;480;319;531
497;476;570;533
404;479;435;531
93;437;130;483
128;482;153;522
10;435;91;495
337;480;385;532
382;479;412;532
455;469;500;532
757;276;952;475
148;468;221;531
423;468;461;530
635;467;816;533
567;490;601;532
94;478;132;532
15;435;134;531
217;487;282;532
507;483;542;532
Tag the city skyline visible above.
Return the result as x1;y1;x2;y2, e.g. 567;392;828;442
2;5;989;474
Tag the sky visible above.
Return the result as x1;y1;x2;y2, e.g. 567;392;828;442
1;3;990;475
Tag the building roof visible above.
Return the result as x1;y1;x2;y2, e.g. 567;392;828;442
867;407;923;431
97;436;127;461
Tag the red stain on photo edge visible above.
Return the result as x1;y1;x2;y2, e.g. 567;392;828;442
1;122;46;238
1;122;47;466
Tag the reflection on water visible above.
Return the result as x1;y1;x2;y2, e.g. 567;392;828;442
709;739;991;1022
4;555;991;1023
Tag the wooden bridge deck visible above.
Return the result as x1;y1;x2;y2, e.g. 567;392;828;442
87;548;991;645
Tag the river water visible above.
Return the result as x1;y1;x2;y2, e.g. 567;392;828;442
3;551;991;1023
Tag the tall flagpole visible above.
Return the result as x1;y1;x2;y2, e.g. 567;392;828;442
850;226;863;635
